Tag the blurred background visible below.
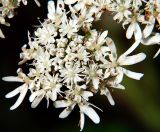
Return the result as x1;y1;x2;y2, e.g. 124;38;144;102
0;0;160;132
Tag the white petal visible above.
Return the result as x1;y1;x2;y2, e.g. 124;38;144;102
118;53;146;66
54;100;71;108
88;103;103;112
98;31;108;44
104;88;115;106
48;1;55;14
106;37;117;58
0;29;5;38
154;48;160;58
59;104;75;118
57;0;64;14
22;0;27;5
75;76;83;82
46;90;52;108
113;12;121;21
104;69;110;79
92;77;99;89
143;19;155;38
64;0;76;4
112;84;125;89
5;84;24;98
126;23;134;39
10;84;28;110
108;80;125;89
123;20;129;29
50;91;57;101
68;5;77;13
29;91;39;102
123;68;144;80
101;46;110;54
34;0;41;7
115;68;124;84
85;17;94;23
120;40;140;57
141;33;160;45
81;91;93;100
134;23;142;40
80;105;100;124
31;91;45;108
73;3;81;11
80;113;85;131
2;76;23;82
80;84;86;89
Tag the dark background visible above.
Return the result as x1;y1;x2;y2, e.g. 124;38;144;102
0;0;160;132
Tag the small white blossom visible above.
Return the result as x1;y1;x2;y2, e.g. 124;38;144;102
99;39;145;91
59;62;84;87
29;73;62;108
84;63;102;90
33;49;53;73
47;0;66;26
2;69;32;110
54;84;101;131
34;22;57;44
59;19;79;38
113;0;132;23
86;30;110;61
126;17;143;40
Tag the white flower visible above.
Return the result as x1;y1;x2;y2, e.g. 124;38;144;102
34;22;57;44
71;7;95;29
75;45;90;63
113;0;132;23
100;87;115;106
2;0;156;130
47;0;66;25
79;104;100;131
59;62;84;87
143;0;160;38
33;48;53;73
132;0;143;9
52;56;64;71
86;30;110;61
102;40;146;89
29;73;62;108
59;19;79;38
93;0;112;10
54;84;101;131
19;32;39;65
2;69;32;110
126;19;142;40
143;16;155;38
84;63;102;90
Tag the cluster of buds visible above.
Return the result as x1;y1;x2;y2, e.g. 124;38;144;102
0;0;40;38
2;0;160;131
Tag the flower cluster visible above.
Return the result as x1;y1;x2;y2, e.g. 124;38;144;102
64;0;160;57
2;0;160;131
0;0;40;38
